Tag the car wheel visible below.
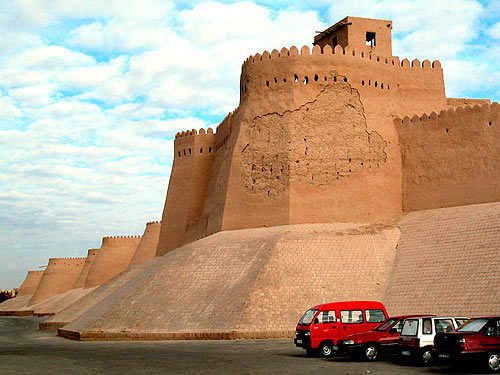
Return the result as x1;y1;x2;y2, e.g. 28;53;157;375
319;342;334;357
364;344;379;361
421;348;433;365
487;353;500;373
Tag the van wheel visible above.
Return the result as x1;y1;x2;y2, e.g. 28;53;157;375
487;353;500;373
421;348;433;365
319;342;334;357
364;344;379;361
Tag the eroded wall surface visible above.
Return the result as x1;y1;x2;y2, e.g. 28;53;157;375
384;202;500;316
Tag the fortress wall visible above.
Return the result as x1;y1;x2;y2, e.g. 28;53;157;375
73;249;99;289
384;202;500;316
17;270;44;296
209;46;445;233
85;236;141;288
396;102;500;211
156;129;216;256
129;221;161;266
29;258;86;306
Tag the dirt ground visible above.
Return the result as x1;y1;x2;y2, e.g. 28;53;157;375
0;317;488;374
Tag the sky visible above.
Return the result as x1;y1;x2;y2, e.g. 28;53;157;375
1;0;499;289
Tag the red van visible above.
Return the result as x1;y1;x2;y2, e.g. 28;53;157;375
294;301;388;357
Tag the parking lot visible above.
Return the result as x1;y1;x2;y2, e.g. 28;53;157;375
0;317;489;374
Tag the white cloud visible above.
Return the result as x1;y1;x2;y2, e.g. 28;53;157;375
489;22;500;39
0;96;22;119
9;84;56;107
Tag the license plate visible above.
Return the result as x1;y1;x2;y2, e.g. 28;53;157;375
439;353;450;359
333;346;338;351
297;339;302;344
401;350;410;356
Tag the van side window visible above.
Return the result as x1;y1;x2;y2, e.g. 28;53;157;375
496;320;500;336
435;319;455;333
422;318;432;334
317;310;336;324
365;309;386;323
484;324;495;336
340;310;364;324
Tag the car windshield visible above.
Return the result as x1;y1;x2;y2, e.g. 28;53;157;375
457;318;489;333
298;309;318;326
374;318;398;331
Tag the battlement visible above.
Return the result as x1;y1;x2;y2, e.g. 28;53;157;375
146;220;161;225
27;270;44;274
243;44;441;70
174;127;216;160
102;235;141;240
394;102;499;126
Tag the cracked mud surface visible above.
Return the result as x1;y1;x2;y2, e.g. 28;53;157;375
240;80;387;197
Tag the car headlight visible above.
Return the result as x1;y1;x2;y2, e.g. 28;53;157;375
304;332;310;336
295;331;298;337
343;340;354;345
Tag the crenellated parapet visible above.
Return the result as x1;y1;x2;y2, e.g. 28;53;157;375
174;128;215;159
146;220;161;225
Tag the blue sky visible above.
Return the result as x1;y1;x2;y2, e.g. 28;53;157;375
0;0;499;289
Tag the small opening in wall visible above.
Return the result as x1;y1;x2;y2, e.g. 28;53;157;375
244;84;247;93
266;81;269;87
274;77;277;83
343;77;347;82
362;80;365;86
314;74;318;82
489;121;492;126
332;35;338;47
209;147;212;153
178;151;181;157
303;76;309;85
200;148;203;153
375;81;378;87
334;76;337;82
445;128;449;133
381;83;384;89
283;78;287;83
366;32;376;47
324;76;327;81
189;148;192;154
369;80;371;86
388;85;390;90
183;150;186;156
294;74;299;83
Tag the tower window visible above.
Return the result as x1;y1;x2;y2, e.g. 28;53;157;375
366;32;376;47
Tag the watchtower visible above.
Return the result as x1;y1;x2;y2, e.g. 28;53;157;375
314;16;393;57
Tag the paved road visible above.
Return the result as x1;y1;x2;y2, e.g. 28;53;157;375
0;317;488;374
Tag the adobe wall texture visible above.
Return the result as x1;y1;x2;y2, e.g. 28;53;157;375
17;270;44;296
29;258;86;306
85;236;141;288
129;221;161;265
396;103;500;211
73;249;99;289
384;202;500;316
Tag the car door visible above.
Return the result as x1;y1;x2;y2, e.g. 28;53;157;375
313;310;338;344
339;309;365;338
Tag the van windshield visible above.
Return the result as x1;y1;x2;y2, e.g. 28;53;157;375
298;309;318;326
